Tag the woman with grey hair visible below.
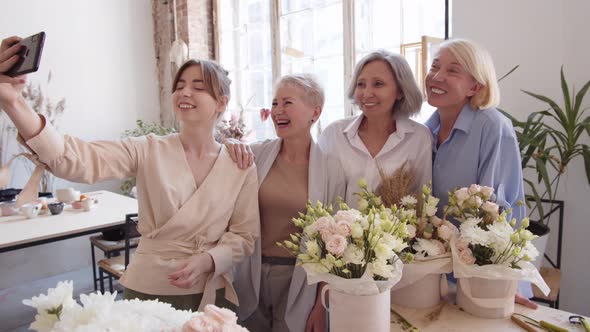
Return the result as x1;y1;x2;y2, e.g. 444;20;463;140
318;50;432;207
227;73;345;332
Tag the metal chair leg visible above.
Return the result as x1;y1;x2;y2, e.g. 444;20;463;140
99;268;105;293
108;273;114;293
91;242;97;291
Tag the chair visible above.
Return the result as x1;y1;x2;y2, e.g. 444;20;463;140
530;199;564;309
96;213;140;293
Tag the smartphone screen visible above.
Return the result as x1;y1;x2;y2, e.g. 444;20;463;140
5;32;46;77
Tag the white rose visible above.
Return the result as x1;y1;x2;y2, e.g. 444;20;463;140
350;222;364;238
406;224;417;238
468;184;481;195
370;259;394;279
374;243;394;260
343;245;365;265
480;186;494;199
481;201;499;216
335;209;362;224
455;188;470;204
325;234;347;256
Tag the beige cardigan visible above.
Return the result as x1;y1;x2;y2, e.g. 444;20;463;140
233;138;346;332
22;120;260;309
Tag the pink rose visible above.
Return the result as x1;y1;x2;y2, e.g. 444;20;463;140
183;315;222;332
455;237;469;251
204;305;237;325
430;215;443;227
332;221;352;237
313;216;333;232
459;248;476;265
325;234;347;256
454;188;470;204
468;184;481;195
437;224;454;241
320;230;333;243
481;201;499;217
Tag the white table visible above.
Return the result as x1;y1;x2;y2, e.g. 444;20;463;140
0;190;138;253
391;299;588;331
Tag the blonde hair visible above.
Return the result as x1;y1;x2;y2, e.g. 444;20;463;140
437;39;500;109
348;50;423;118
274;73;325;108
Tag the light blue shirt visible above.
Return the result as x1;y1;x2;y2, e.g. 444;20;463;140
425;104;526;223
426;104;532;298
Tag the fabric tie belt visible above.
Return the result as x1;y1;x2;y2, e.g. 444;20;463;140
137;238;237;311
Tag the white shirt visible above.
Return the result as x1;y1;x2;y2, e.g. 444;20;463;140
318;115;433;207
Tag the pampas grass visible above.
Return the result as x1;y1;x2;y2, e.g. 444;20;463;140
376;162;417;207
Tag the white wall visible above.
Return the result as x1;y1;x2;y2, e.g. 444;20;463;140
453;0;590;316
0;0;159;287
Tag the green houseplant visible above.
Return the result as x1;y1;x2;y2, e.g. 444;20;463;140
500;67;590;233
120;120;177;196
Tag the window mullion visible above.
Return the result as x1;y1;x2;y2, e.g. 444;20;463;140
343;0;355;117
270;0;282;84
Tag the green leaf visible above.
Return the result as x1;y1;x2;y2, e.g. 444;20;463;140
522;89;569;129
524;179;545;224
560;66;573;122
535;157;553;201
583;146;590;187
573;79;590;118
498;65;519;82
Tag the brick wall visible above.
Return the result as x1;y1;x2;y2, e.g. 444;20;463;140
151;0;215;127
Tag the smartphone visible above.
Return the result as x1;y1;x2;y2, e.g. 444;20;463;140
5;31;46;77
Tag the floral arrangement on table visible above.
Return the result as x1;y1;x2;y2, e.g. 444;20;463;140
389;183;456;308
23;281;248;332
446;184;550;318
277;179;410;332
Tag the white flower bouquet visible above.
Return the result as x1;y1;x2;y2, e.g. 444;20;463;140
277;179;408;332
23;281;248;332
446;185;550;318
391;183;456;308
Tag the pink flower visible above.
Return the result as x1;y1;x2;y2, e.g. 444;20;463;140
332;221;352;237
334;210;361;224
459;248;476;265
455;237;470;251
260;108;271;122
437;224;454;241
481;201;499;216
468;184;481;195
480;186;494;199
183;315;221;332
430;215;443;227
313;216;333;232
454;188;470;204
325;234;347;256
204;305;237;325
320;230;333;243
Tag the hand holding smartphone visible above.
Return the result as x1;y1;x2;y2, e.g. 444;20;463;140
4;32;45;77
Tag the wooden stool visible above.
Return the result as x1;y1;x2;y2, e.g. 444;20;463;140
532;267;561;308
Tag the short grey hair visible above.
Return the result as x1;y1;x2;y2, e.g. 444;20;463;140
274;73;325;108
347;50;423;118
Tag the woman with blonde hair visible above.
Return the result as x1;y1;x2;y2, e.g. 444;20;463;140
229;73;345;332
318;50;432;207
0;36;259;312
423;38;535;308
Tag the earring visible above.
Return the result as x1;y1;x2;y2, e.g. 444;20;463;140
310;119;315;124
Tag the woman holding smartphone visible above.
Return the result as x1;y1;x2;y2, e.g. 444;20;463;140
0;36;260;312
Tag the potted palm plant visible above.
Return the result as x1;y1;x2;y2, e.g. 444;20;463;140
500;67;590;268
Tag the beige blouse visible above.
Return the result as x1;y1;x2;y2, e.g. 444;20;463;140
22;119;260;309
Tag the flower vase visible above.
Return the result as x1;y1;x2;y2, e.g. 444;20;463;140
456;277;517;318
321;285;391;332
391;273;445;308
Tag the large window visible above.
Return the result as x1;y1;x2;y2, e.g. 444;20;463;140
217;0;446;141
